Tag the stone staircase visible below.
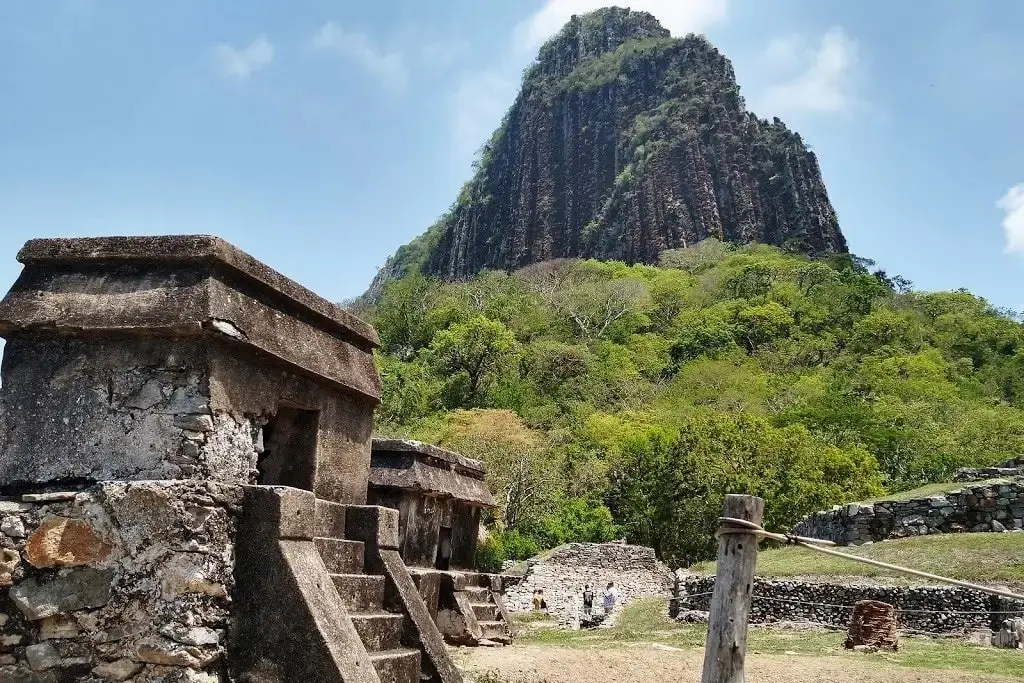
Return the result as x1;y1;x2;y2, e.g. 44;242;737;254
463;581;513;643
233;487;460;683
314;500;426;683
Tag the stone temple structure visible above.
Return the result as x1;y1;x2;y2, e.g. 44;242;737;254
0;236;463;683
369;439;514;645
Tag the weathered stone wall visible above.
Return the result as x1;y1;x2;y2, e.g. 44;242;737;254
504;543;673;628
792;480;1024;545
0;337;256;489
675;575;1024;634
0;480;241;682
955;459;1024;482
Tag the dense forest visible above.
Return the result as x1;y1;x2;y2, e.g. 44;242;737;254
357;241;1024;569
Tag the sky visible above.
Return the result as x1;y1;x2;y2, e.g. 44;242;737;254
0;0;1022;311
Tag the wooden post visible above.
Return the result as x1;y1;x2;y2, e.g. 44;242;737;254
700;494;765;683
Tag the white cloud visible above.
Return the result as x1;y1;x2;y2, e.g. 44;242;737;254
998;184;1024;255
761;27;859;115
514;0;729;53
452;70;517;160
312;22;408;93
213;36;275;83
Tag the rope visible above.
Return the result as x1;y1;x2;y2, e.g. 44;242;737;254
716;516;1024;603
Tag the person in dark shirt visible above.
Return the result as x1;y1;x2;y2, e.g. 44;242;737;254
582;584;595;617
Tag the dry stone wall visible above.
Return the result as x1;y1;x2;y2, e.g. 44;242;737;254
792;479;1024;545
504;543;673;628
0;480;241;682
675;575;1024;634
955;459;1024;482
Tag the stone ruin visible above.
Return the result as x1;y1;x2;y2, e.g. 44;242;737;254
675;574;1024;635
791;479;1024;545
0;236;466;682
369;439;514;645
504;543;673;629
954;458;1024;482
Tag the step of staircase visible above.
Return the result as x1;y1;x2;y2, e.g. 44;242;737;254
369;648;421;683
479;620;509;641
350;612;405;652
471;602;498;622
315;499;348;539
463;586;490;602
330;573;386;612
314;538;364;574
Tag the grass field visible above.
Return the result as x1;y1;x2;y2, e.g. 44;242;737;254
482;598;1024;680
688;532;1024;584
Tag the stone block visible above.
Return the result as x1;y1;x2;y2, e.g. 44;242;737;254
25;643;61;671
240;486;315;540
10;568;114;620
92;659;144;681
314;499;347;539
1;516;26;538
345;505;400;550
25;516;112;569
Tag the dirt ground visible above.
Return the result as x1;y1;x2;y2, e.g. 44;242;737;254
456;643;1020;683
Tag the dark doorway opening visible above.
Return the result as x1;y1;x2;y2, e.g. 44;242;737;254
435;526;452;570
257;406;319;490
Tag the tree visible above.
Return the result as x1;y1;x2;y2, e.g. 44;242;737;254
670;309;737;364
519;495;620;547
557;277;650;340
796;261;838;295
609;413;882;565
735;302;793;352
659;238;732;274
849;309;923;355
518;260;651;340
376;355;436;429
427;316;517;406
430;409;562;530
647;269;694;331
726;262;775;300
374;272;440;356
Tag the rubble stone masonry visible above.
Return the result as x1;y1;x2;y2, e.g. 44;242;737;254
504;543;673;628
676;575;1024;635
791;480;1024;545
0;480;241;682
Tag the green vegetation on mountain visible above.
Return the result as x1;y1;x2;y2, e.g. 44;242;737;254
360;239;1024;567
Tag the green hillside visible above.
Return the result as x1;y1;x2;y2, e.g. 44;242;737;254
359;240;1024;567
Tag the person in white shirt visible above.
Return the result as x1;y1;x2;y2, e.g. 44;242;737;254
602;582;618;614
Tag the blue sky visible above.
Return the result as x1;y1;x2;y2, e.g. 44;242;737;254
1;0;1022;311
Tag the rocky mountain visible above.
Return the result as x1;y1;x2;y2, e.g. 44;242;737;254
370;7;847;293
